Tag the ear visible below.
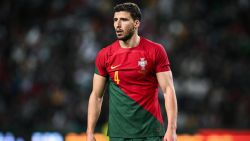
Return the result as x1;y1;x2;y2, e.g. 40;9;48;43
134;20;140;28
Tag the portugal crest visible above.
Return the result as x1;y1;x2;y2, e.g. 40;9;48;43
138;58;147;70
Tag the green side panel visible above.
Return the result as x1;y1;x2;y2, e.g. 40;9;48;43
107;79;165;138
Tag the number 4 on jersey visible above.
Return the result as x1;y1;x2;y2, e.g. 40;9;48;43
114;71;120;84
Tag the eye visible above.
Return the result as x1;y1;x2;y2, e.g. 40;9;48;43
121;18;129;21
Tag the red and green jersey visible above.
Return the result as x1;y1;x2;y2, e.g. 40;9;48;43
95;37;170;138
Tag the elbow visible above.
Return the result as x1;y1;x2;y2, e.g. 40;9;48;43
163;87;176;98
89;91;103;103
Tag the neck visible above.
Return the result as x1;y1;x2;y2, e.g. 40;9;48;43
119;34;140;48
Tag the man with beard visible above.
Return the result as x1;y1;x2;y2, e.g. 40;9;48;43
87;2;178;141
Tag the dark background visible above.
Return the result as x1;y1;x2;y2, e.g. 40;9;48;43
0;0;250;139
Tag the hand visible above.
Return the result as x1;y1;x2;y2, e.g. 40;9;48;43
86;133;96;141
163;129;177;141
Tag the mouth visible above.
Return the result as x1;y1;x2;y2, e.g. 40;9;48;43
116;29;123;34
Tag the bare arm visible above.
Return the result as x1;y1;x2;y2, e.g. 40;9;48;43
156;71;178;141
86;74;107;141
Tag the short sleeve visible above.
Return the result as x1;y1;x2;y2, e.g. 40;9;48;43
155;45;170;73
95;49;108;77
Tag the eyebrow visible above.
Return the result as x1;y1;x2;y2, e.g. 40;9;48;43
113;17;129;21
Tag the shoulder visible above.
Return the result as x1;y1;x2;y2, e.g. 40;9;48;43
97;40;118;56
141;37;165;51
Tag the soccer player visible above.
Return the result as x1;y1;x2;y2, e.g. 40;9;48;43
87;2;178;141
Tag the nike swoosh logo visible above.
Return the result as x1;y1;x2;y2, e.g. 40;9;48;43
111;64;121;69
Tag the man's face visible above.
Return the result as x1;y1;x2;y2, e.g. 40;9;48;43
113;11;139;41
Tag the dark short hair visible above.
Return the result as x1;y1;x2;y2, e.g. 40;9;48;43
114;2;142;21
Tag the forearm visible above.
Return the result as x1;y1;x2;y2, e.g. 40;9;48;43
87;93;103;134
164;87;178;131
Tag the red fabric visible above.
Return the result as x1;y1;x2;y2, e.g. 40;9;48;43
95;37;170;124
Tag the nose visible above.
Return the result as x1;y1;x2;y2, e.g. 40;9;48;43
116;20;121;28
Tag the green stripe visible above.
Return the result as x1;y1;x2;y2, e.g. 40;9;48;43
110;136;163;141
108;79;165;137
94;66;100;75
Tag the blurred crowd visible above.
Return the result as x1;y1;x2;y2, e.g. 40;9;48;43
0;0;250;137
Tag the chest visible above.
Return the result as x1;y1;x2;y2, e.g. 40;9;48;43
106;49;156;84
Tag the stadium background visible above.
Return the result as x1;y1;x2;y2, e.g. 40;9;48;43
0;0;249;140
